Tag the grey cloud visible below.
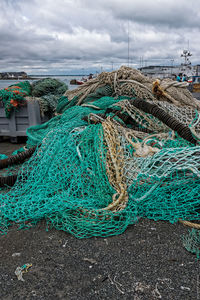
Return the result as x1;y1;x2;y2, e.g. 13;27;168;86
82;0;200;29
0;0;200;74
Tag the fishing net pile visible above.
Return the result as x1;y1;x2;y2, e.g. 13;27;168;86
0;66;200;252
0;81;32;117
0;78;68;118
31;78;68;117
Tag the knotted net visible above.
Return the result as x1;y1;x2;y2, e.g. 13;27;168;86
0;67;200;248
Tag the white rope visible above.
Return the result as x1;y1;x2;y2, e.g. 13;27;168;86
162;81;189;91
119;79;152;94
81;103;101;110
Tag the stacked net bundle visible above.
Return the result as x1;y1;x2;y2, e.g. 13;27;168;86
0;81;32;117
65;66;200;110
32;78;67;98
1;66;200;244
0;78;68;119
26;96;125;146
30;78;68;117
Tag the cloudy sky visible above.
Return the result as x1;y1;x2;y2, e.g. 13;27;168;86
0;0;200;74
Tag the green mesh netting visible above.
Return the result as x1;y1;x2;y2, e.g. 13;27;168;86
1;94;200;238
183;229;200;258
83;85;113;103
0;78;68;119
32;78;67;97
56;95;77;114
0;81;32;117
26;96;123;146
1;67;200;245
31;78;68;117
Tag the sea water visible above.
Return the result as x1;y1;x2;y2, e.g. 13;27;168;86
0;75;83;91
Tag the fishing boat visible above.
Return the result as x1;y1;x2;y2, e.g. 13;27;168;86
70;74;94;85
69;79;84;85
139;49;197;79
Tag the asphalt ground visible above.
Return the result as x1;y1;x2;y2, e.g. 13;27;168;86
0;140;200;300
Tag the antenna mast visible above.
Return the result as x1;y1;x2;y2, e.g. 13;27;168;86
181;49;192;65
127;21;130;67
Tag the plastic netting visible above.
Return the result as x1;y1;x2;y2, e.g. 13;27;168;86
0;98;200;237
0;78;68;118
183;229;200;258
31;78;68;116
1;67;200;242
32;78;67;97
0;81;32;117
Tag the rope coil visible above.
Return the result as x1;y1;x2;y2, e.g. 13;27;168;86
129;98;198;144
0;146;37;170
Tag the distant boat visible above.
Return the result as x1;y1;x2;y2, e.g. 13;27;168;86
76;80;85;85
70;74;94;85
70;79;84;85
139;49;196;79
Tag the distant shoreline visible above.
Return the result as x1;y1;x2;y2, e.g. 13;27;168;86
0;75;86;80
29;74;92;77
0;77;40;80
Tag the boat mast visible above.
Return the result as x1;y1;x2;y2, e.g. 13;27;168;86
127;21;130;67
181;49;192;66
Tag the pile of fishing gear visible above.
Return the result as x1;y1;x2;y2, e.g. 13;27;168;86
1;66;200;256
0;78;68;118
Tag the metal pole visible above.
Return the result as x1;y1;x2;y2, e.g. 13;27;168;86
127;21;130;67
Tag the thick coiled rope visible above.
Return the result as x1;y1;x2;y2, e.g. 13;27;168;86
129;99;198;145
0;174;18;187
0;146;37;170
82;113;153;134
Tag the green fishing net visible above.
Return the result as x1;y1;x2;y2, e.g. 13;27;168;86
0;81;32;117
1;65;200;246
32;78;67;97
183;229;200;258
0;78;68;119
31;78;68;116
1;95;200;239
